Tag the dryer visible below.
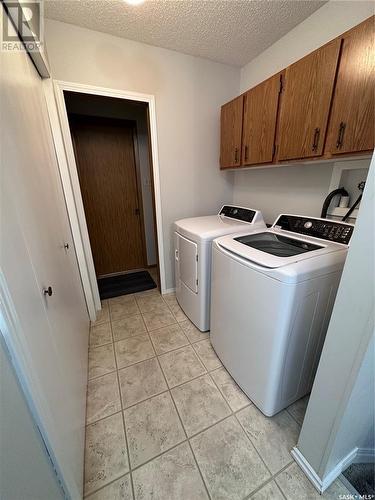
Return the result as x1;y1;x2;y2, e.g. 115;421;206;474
174;205;265;331
210;214;354;416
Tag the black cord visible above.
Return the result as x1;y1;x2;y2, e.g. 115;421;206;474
342;181;366;222
342;194;362;222
321;187;349;219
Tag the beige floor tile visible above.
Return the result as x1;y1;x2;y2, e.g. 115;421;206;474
149;324;189;355
109;294;135;304
112;315;146;341
134;288;159;297
110;298;140;321
158;345;206;388
135;294;167;314
237;405;299;474
84;413;129;496
161;292;176;305
168;302;188;322
118;358;167;408
179;319;209;343
171;374;231;436
287;395;310;425
132;442;208;500
124;392;185;468
250;480;284;500
85;474;133;499
191;416;270;500
90;323;112;349
275;463;350;499
86;372;121;425
91;306;110;326
193;339;222;371
210;367;250;412
88;344;116;380
115;334;155;369
142;309;176;331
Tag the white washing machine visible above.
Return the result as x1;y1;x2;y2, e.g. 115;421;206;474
210;214;354;416
174;205;265;332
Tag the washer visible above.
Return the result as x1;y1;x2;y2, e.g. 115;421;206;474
210;214;354;416
174;205;265;332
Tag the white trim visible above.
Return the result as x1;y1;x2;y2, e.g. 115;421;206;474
43;80;166;320
291;446;358;494
162;287;176;295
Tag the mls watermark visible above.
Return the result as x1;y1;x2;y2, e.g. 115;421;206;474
2;0;43;52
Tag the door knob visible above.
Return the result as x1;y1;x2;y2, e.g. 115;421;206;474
43;286;53;297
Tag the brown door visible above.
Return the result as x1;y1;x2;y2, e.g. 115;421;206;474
325;16;375;155
220;95;243;168
242;73;282;165
70;115;146;277
276;39;341;161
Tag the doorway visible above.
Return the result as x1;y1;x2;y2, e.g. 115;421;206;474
64;92;160;300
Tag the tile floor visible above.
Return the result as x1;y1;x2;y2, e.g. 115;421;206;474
85;289;350;500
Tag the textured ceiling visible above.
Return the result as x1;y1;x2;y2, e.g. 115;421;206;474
44;0;326;67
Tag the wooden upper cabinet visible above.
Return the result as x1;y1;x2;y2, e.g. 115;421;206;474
220;95;243;168
242;73;282;165
325;16;375;155
276;39;341;161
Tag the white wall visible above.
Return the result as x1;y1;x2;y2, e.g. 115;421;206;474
294;154;375;487
64;93;157;266
326;335;374;473
233;1;374;225
45;19;240;290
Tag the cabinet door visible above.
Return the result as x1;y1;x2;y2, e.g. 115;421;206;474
325;17;375;155
220;95;243;168
242;74;281;165
277;39;341;161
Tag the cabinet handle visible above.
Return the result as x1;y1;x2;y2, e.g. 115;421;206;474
336;122;346;149
234;148;238;163
312;127;320;152
43;286;53;297
244;145;248;161
64;243;69;250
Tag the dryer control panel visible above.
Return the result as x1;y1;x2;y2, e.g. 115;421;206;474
274;215;354;245
219;205;256;223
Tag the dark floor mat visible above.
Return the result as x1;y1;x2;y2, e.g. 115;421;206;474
98;270;157;300
343;463;375;496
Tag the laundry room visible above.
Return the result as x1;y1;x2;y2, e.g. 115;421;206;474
1;1;374;500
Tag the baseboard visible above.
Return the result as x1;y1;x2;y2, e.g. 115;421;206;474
291;446;358;493
162;287;176;295
354;447;375;464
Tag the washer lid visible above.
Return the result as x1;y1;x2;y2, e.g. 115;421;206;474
216;228;347;269
174;207;265;243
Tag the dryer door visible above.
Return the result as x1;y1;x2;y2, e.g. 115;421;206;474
175;232;198;293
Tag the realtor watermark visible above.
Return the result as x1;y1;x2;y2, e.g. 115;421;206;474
2;0;43;52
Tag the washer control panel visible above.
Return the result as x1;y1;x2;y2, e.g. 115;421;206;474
219;205;255;223
274;215;354;245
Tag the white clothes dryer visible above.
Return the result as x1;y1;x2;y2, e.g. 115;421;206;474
174;205;265;331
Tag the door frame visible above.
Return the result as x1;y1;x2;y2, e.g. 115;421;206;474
44;80;166;320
